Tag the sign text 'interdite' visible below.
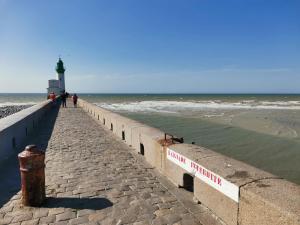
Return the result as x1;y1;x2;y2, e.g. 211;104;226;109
167;148;239;202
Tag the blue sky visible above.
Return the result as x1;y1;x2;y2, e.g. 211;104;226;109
0;0;299;93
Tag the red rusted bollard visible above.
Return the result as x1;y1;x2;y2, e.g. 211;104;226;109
18;145;45;206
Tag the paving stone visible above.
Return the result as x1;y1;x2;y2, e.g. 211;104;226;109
48;208;65;216
151;216;168;225
33;209;49;219
12;214;33;223
0;205;14;213
0;217;13;225
50;221;68;225
88;211;107;222
163;213;182;224
77;209;95;217
180;214;200;225
20;219;39;225
119;213;138;224
154;209;172;217
69;216;89;224
39;215;56;224
162;196;177;203
56;211;76;221
170;206;189;214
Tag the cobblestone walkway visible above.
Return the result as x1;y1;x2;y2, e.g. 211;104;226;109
0;105;202;225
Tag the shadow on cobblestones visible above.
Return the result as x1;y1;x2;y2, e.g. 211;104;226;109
0;105;60;207
43;197;113;210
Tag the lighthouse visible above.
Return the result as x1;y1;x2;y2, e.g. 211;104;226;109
56;58;66;91
47;58;66;95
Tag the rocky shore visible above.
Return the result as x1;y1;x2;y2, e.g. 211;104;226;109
0;105;33;119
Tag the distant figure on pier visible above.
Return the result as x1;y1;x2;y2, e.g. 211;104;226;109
49;92;56;101
61;91;67;108
49;92;56;106
72;94;78;107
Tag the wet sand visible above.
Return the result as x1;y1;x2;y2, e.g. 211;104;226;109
201;109;300;140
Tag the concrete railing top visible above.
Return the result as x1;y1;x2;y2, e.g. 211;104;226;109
241;177;300;214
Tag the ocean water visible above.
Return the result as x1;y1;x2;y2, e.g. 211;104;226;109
1;93;300;184
0;93;45;106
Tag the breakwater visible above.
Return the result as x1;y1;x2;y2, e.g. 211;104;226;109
78;98;300;225
0;98;299;225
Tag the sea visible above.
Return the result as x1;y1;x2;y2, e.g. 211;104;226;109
1;93;300;185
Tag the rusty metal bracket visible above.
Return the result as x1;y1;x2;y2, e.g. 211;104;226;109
164;133;184;144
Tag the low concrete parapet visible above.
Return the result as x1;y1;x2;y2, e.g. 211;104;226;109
114;117;145;145
78;99;300;225
131;125;165;163
0;100;54;163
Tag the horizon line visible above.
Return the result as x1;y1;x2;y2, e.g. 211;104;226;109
0;92;300;95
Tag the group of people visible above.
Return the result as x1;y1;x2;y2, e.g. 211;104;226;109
48;91;78;108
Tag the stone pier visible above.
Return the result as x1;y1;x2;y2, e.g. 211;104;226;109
1;99;299;225
0;104;206;225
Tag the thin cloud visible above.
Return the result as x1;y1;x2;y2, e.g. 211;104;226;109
65;67;295;83
197;67;292;73
68;74;97;81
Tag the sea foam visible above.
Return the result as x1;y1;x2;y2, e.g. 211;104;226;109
95;100;300;113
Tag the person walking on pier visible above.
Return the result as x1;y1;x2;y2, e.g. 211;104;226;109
61;91;67;108
72;94;78;107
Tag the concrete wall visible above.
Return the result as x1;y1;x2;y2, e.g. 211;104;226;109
0;100;54;163
78;99;300;225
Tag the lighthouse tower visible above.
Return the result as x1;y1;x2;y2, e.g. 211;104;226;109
47;58;66;95
56;58;66;91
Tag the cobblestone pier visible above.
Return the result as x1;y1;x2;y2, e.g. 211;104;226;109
0;105;205;225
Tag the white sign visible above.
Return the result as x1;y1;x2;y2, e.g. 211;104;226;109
167;148;239;202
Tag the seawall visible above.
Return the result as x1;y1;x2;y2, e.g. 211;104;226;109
0;99;54;163
78;99;300;225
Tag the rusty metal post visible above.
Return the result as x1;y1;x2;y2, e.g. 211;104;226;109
18;145;45;206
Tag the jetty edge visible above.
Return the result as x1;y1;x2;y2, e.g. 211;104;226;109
78;98;300;225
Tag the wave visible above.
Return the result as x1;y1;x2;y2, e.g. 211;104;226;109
95;100;300;113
